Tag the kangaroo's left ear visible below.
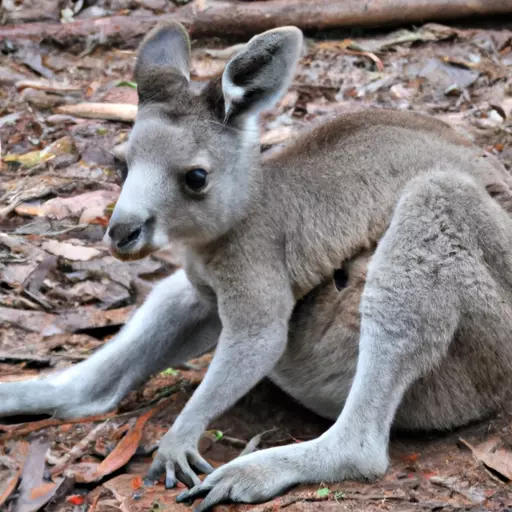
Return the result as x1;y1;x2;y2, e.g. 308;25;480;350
221;26;304;123
134;21;191;102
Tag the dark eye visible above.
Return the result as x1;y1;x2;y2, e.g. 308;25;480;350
185;168;208;191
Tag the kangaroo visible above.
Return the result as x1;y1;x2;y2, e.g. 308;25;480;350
2;21;512;510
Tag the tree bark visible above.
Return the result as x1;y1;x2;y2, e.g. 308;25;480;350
0;0;510;48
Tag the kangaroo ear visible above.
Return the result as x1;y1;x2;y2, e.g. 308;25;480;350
221;26;303;123
134;21;191;100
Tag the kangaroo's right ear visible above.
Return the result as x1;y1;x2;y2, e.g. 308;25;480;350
134;21;191;100
221;26;303;123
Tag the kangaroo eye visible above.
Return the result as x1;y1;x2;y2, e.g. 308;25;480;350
185;168;208;191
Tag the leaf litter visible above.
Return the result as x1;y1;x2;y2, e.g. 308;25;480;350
0;4;511;511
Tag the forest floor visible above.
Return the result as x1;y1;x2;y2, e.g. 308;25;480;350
1;3;512;511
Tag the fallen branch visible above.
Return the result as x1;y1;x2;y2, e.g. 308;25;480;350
0;0;511;48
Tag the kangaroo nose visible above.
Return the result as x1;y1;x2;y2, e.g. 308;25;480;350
107;222;143;250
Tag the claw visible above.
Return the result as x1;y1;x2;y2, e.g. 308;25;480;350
165;473;177;489
176;484;212;503
176;468;195;488
146;457;165;482
189;453;214;475
191;486;226;512
176;490;193;504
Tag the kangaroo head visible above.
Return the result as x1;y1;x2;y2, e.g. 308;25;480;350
105;21;303;260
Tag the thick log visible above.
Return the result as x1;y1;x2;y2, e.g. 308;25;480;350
0;0;511;48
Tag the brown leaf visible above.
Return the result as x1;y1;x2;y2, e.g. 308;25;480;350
0;233;48;289
63;279;130;308
16;189;120;222
13;435;66;512
21;50;55;79
63;461;102;483
81;398;173;483
18;479;65;512
460;436;512;481
0;467;23;508
103;474;189;512
51;422;115;476
0;440;29;508
42;239;103;261
0;304;134;337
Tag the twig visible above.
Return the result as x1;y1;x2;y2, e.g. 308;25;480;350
55;103;137;122
219;435;246;449
240;428;279;456
15;79;82;94
50;422;113;476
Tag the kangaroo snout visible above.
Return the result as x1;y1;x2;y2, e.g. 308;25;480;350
104;214;154;261
108;222;143;249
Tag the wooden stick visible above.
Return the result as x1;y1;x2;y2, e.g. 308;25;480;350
55;103;137;122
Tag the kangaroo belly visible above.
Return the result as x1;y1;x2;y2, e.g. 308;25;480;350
271;255;367;420
273;252;512;430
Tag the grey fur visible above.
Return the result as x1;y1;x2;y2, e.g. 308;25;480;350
2;22;512;510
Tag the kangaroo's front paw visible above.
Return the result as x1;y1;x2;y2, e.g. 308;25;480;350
146;430;214;489
176;446;306;511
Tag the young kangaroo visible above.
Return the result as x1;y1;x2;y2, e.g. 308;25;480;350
2;21;512;510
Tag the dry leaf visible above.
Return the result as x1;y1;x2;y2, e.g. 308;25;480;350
15;188;119;228
64;398;174;483
89;402;169;481
0;467;23;508
103;474;189;512
0;304;134;338
0;441;29;508
42;239;103;261
12;435;66;512
460;436;512;481
3;136;77;169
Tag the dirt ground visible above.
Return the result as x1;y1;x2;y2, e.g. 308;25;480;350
1;3;512;511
